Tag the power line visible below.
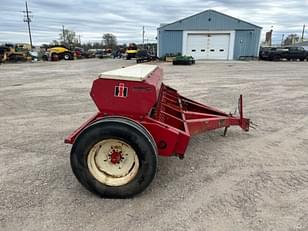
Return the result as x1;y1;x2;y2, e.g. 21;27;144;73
22;1;33;48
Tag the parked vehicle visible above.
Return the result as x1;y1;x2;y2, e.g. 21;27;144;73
28;51;39;61
95;49;108;59
259;46;308;61
0;46;8;63
172;55;195;65
74;47;86;59
87;49;98;58
112;49;123;59
136;50;157;63
43;46;74;61
0;43;31;62
126;43;138;60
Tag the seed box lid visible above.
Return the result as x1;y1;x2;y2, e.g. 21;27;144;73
99;64;158;81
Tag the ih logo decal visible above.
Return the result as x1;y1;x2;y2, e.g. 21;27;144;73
114;83;128;97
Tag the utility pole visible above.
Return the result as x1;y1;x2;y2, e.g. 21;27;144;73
146;38;149;50
142;26;145;48
281;34;284;46
62;25;65;45
301;24;306;42
22;1;33;49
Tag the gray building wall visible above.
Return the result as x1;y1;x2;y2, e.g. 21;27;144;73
158;9;262;59
158;30;183;56
233;29;261;59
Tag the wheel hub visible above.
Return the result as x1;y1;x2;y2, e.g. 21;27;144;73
87;139;139;186
109;150;123;164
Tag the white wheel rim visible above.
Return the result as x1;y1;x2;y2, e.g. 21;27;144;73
87;139;139;186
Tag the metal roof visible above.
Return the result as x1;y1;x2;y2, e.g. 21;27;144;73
159;9;262;30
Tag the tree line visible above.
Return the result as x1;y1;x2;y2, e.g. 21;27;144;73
43;29;118;50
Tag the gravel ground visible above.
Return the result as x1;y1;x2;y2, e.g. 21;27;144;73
0;59;307;231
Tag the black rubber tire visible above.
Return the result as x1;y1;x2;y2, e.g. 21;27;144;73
42;55;48;61
70;117;157;198
273;55;281;61
9;54;24;62
63;52;72;60
51;53;58;61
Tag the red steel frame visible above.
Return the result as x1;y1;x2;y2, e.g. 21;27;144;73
65;66;249;159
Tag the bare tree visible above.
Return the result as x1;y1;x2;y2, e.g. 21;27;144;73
60;29;78;47
50;40;59;46
102;33;117;49
93;42;102;49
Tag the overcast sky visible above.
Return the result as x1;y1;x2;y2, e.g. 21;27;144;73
0;0;307;45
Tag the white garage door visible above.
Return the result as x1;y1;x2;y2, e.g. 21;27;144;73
186;34;230;60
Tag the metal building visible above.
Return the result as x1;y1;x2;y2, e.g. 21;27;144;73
158;9;262;60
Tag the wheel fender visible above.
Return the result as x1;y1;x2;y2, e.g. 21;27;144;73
72;116;158;156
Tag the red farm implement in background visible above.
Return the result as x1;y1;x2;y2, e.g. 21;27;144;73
65;64;250;198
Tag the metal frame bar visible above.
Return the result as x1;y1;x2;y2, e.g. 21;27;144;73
152;84;249;136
